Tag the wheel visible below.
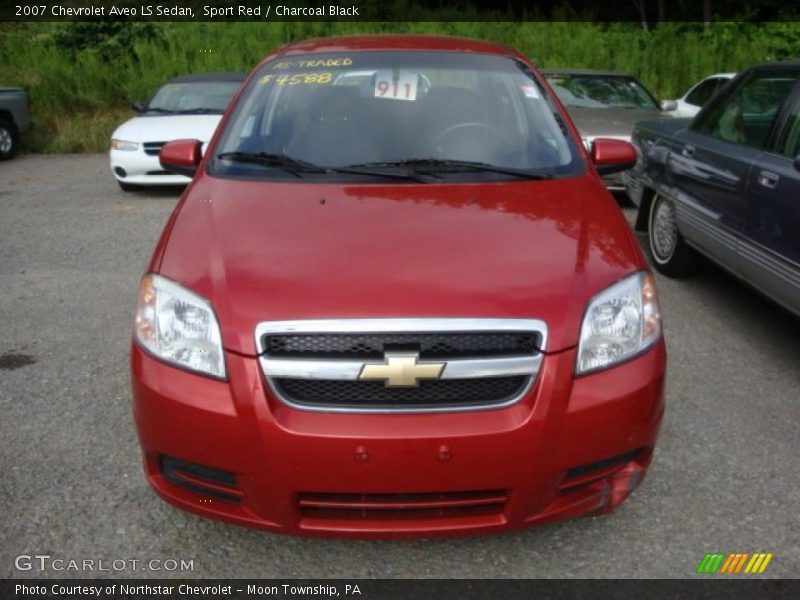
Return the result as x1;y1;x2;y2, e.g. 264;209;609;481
117;180;139;192
647;193;699;277
0;116;19;160
431;122;511;162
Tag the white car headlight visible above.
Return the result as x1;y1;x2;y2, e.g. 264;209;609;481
577;271;661;375
111;139;139;151
134;274;226;379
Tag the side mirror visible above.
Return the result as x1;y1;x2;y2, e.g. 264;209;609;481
660;99;677;112
794;155;800;172
131;102;146;113
159;139;203;178
591;138;637;176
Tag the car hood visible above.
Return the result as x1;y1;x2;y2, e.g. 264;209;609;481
157;175;645;355
566;107;672;140
111;114;223;143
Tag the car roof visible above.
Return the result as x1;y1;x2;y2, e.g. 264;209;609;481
751;61;800;71
275;35;512;57
541;68;632;77
166;72;248;84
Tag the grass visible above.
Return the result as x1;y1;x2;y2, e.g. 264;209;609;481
1;20;798;153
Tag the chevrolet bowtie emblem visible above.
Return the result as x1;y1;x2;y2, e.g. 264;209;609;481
359;352;445;387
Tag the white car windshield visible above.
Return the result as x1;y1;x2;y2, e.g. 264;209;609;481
211;51;583;182
147;81;242;114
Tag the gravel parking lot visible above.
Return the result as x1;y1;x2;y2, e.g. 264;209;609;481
1;154;798;579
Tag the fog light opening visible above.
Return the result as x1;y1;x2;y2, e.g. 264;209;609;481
159;455;242;504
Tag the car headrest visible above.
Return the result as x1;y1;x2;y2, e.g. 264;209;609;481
311;86;363;123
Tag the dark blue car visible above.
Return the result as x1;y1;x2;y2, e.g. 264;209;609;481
625;62;800;317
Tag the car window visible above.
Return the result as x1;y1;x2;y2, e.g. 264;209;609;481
776;95;800;158
694;71;800;149
544;74;659;110
685;78;723;107
148;81;242;113
212;52;584;181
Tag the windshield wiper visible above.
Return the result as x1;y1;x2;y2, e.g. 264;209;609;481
175;108;224;115
326;164;433;183
345;158;554;180
144;107;176;114
216;152;326;177
217;152;430;182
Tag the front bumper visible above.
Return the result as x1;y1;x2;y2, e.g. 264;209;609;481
622;170;645;206
110;148;190;187
601;171;627;191
131;340;666;538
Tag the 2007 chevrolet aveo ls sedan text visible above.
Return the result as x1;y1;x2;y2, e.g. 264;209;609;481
131;35;666;538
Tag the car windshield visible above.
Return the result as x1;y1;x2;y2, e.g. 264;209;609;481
546;74;659;110
147;81;242;114
211;51;583;182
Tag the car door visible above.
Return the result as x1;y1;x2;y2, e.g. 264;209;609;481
666;70;797;275
741;77;800;315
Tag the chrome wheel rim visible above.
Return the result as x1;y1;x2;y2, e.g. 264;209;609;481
651;196;678;262
0;128;11;154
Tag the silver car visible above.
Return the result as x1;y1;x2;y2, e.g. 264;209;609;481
543;69;677;189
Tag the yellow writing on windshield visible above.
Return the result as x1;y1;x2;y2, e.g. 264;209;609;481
260;73;334;86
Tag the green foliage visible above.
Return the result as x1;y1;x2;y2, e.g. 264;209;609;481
53;21;164;60
1;21;799;153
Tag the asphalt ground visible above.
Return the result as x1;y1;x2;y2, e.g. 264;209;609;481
1;154;798;579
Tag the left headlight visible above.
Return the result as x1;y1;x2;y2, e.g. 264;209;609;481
134;274;226;379
577;271;661;375
111;139;139;151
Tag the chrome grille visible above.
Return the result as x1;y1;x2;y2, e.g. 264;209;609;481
143;141;166;156
255;319;547;413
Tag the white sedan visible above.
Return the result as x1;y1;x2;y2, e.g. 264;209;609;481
110;73;245;191
671;72;736;119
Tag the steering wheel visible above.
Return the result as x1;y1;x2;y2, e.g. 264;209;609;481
432;122;512;158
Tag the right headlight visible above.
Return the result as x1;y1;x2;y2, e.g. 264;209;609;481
111;139;139;151
134;274;226;379
577;271;661;375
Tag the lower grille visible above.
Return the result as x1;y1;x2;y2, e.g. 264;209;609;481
143;141;166;156
273;376;529;410
298;489;507;521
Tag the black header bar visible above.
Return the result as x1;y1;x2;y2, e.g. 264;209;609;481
2;579;798;600
3;0;799;23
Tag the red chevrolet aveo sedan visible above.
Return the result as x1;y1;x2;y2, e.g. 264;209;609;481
131;35;666;537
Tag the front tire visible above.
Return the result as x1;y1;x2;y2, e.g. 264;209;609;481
0;117;19;160
647;193;699;277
